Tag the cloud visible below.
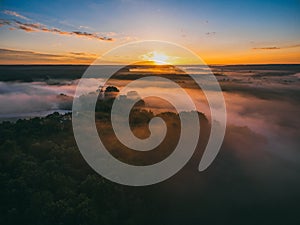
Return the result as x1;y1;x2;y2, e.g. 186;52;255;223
71;31;112;41
2;10;30;20
0;48;61;58
79;25;92;30
0;48;98;64
283;44;300;49
205;32;216;36
252;44;300;50
0;19;11;26
0;19;113;41
253;46;280;50
17;24;35;32
68;52;97;57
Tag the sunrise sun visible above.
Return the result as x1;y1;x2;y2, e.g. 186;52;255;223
141;51;170;65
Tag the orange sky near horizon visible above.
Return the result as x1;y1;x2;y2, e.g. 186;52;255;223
0;45;299;65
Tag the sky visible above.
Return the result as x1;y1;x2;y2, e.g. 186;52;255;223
0;0;299;64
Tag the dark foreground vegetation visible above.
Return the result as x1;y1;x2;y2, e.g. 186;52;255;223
0;95;208;225
0;111;163;225
1;96;299;225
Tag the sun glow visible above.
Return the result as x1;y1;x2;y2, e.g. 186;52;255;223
141;51;170;65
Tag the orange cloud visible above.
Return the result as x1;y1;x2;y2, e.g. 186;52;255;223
17;25;35;32
0;48;98;64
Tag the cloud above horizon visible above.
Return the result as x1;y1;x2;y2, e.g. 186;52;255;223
3;10;30;21
0;18;113;41
205;32;216;36
252;44;300;50
0;48;98;64
253;46;280;50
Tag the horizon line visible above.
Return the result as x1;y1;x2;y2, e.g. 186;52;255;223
0;63;299;66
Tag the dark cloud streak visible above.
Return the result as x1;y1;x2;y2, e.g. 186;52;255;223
253;46;280;50
0;48;97;64
253;44;300;50
0;19;113;41
205;31;216;36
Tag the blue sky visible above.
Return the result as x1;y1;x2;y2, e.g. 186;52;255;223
0;0;299;64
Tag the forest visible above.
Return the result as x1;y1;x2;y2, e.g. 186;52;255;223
0;95;209;225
